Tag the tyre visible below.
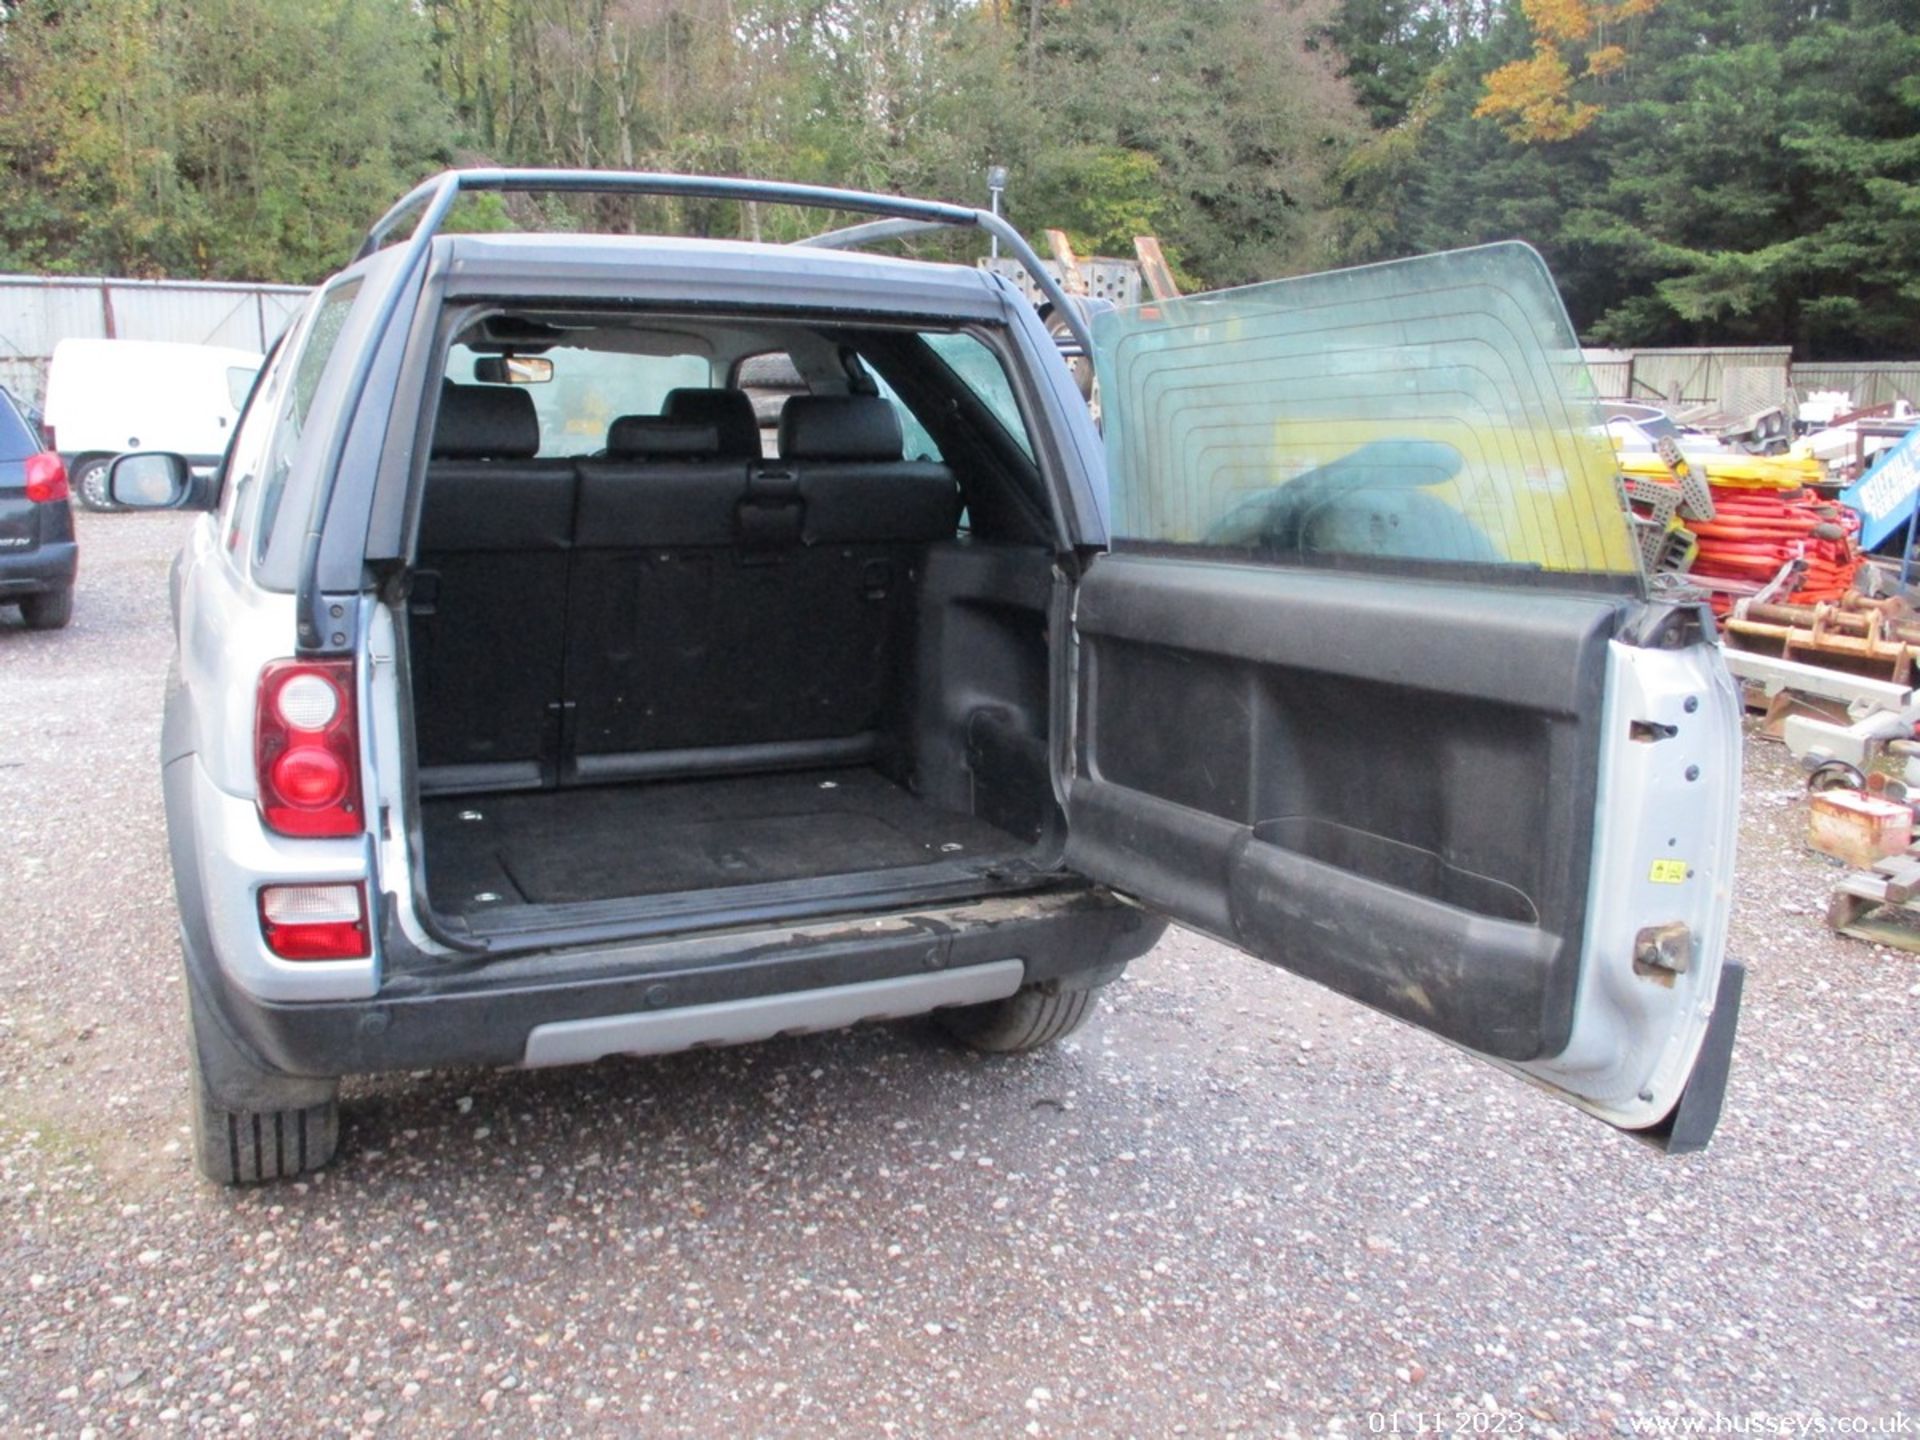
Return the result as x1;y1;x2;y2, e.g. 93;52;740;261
937;979;1101;1053
70;454;119;512
18;586;73;630
186;990;340;1184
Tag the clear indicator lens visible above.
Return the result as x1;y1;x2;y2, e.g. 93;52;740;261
260;884;362;925
276;673;339;731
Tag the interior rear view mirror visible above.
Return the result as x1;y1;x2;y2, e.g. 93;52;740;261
472;356;554;385
107;451;200;510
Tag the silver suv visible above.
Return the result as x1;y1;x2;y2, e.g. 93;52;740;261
111;170;1744;1183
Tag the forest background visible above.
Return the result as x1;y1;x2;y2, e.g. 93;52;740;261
0;0;1915;357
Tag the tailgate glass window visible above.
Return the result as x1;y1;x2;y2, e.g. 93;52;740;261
1091;242;1642;589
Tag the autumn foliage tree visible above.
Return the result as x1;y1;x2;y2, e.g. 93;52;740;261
1474;0;1658;141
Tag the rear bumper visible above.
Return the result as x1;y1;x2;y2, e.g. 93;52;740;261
204;884;1163;1080
0;539;76;596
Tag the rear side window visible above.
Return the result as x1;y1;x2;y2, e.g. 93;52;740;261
254;280;363;564
865;367;942;462
919;332;1034;460
0;392;38;461
1091;243;1642;587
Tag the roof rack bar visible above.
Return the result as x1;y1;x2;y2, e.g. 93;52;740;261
357;167;978;261
354;167;1094;354
794;216;952;251
798;211;1092;356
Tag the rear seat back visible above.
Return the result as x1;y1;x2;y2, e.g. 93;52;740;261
777;395;963;544
413;390;965;790
411;384;576;785
569;415;760;767
575;417;743;547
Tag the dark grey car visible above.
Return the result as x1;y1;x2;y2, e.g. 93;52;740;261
0;386;75;629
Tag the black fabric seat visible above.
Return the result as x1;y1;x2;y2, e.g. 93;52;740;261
563;396;960;782
411;383;577;787
568;415;764;771
575;416;744;547
412;389;966;792
662;387;762;459
776;395;963;544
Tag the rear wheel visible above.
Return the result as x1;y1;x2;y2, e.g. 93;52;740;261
937;979;1101;1053
71;454;119;512
19;586;72;630
186;988;339;1184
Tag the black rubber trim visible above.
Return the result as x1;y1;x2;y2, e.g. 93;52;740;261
1641;957;1745;1155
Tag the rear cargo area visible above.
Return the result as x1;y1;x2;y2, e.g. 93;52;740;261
423;767;1028;917
404;369;1063;930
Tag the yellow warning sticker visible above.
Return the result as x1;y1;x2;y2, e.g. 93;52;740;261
1648;859;1689;884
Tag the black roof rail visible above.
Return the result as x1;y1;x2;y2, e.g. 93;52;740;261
296;167;1092;655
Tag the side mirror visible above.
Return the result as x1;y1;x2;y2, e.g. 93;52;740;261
108;452;205;510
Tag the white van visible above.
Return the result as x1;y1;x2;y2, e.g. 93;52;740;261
43;339;262;510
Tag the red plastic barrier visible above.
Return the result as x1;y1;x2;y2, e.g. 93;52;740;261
1648;485;1863;618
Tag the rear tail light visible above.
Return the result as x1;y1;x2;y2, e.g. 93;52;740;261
259;883;369;960
255;659;362;837
24;452;67;503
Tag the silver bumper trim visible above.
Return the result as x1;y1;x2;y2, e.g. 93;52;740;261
521;959;1027;1068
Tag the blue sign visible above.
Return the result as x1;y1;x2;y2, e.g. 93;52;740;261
1842;425;1920;551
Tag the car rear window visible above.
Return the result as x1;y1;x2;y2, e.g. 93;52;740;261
1092;242;1643;588
0;391;39;461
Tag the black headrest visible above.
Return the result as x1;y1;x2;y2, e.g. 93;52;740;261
432;382;540;460
604;415;720;460
778;395;903;462
663;388;761;459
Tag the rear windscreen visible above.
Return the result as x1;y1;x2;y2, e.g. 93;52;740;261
1092;242;1642;588
0;393;39;461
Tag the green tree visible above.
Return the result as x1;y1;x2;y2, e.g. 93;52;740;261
1002;0;1362;285
1321;0;1459;129
1341;0;1920;358
0;0;454;282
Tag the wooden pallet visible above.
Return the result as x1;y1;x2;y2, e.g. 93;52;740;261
1827;850;1920;951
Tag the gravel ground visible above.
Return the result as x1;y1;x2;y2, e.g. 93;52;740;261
0;510;1915;1438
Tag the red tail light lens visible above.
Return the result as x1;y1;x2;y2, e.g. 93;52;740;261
255;659;362;838
24;452;67;503
259;883;370;960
